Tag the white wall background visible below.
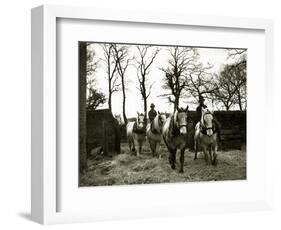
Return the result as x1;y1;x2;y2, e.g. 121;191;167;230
0;0;280;229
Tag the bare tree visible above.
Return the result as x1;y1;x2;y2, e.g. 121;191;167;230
160;47;198;110
225;62;246;110
134;45;160;121
185;63;217;102
101;44;120;111
227;49;247;110
228;49;247;66
113;44;131;124
213;73;237;110
86;44;106;111
212;49;247;111
213;62;246;111
86;88;106;111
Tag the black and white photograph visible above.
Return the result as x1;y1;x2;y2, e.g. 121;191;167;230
78;42;247;186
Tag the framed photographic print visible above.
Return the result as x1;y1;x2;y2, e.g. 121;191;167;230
31;5;274;225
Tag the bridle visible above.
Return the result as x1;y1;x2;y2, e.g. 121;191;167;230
175;112;188;130
200;112;214;134
137;115;145;128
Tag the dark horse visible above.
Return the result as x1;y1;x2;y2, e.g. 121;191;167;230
162;106;189;173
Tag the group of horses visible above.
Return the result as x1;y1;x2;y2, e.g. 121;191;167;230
126;106;218;173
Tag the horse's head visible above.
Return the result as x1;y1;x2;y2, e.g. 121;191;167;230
157;111;167;130
174;106;189;135
137;112;145;129
201;109;214;136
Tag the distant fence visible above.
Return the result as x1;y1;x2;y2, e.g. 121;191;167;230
86;110;246;153
187;111;246;150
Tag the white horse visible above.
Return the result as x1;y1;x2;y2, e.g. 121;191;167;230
162;106;189;173
194;108;218;165
126;113;146;157
146;112;167;158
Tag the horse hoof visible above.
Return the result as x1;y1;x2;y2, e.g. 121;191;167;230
179;169;184;173
212;160;217;166
171;165;176;170
194;157;197;160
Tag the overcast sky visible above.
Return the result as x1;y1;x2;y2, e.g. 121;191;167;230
87;43;244;119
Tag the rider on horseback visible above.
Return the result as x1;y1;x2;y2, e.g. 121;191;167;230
196;94;221;141
196;94;207;121
148;103;157;132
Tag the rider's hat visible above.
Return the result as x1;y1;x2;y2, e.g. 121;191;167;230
150;103;155;108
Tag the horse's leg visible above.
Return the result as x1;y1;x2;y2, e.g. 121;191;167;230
156;142;161;159
202;146;209;165
128;138;132;152
148;139;154;156
208;146;213;163
194;138;198;160
179;148;185;173
138;141;142;157
128;139;131;151
169;148;176;170
132;138;138;156
136;141;140;157
137;138;144;157
212;144;218;166
152;140;156;157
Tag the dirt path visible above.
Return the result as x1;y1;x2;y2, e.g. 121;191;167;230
80;143;246;186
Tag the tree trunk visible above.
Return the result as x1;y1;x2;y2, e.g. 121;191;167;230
121;77;127;124
79;42;87;173
107;59;112;111
225;104;230;111
237;90;242;111
144;97;147;124
108;79;112;112
174;96;179;111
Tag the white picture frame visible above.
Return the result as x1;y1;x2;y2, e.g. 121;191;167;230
31;5;274;225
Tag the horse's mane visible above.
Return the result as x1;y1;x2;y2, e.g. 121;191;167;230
169;111;180;137
151;113;165;134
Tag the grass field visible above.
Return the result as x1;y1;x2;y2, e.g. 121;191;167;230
80;142;246;186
